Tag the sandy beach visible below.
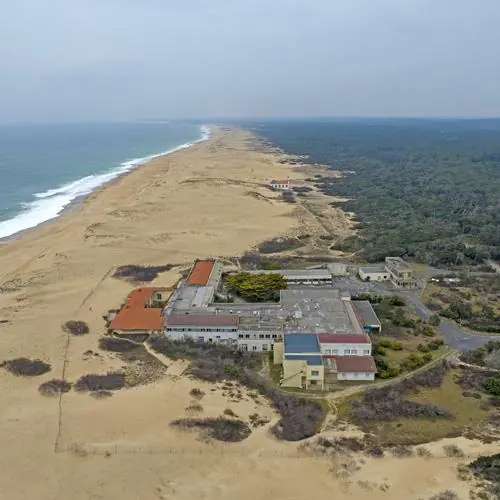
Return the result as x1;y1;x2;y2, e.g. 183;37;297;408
0;127;492;500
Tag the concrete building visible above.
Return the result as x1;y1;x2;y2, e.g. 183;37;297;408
318;334;372;356
281;334;324;390
165;314;239;345
279;332;377;389
351;300;382;333
269;179;290;191
358;265;390;282
358;257;416;289
327;262;348;277
246;268;333;286
385;257;416;289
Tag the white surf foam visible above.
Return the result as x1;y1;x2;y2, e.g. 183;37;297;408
0;125;211;239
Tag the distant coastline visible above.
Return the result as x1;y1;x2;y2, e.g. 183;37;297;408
0;124;211;242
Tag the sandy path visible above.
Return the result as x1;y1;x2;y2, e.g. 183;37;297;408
0;127;493;500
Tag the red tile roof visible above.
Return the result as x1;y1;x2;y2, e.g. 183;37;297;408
318;334;371;344
166;314;239;327
109;307;163;331
187;260;215;286
271;179;289;184
125;287;157;308
334;356;377;373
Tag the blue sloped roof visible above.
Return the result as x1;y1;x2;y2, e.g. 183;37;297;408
285;355;323;366
284;333;320;354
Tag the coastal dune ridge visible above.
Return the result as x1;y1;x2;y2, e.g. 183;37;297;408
0;124;211;239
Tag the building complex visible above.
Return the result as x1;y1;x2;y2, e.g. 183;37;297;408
108;259;382;390
358;256;417;289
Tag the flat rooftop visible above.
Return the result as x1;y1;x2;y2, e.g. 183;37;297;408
246;268;332;278
359;265;386;274
284;333;320;353
281;289;363;334
386;257;413;271
352;300;381;328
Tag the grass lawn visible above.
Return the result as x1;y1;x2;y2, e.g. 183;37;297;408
337;369;491;446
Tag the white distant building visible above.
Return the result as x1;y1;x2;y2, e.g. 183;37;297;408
269;179;290;191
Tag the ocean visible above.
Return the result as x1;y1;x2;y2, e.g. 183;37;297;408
0;122;208;239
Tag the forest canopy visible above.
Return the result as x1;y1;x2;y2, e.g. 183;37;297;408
252;119;500;266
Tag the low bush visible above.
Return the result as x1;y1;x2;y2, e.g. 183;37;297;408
225;272;287;302
74;372;126;392
351;362;452;422
1;358;51;377
429;315;441;327
223;408;238;418
170;417;251;442
257;237;302;254
379;339;392;348
483;376;500;396
391;445;413;457
443;444;465;458
63;321;89;336
190;388;206;400
249;413;270;428
418;343;430;353
416;447;433;458
429;491;458;500
113;264;175;282
90;390;113;399
186;403;203;413
468;453;500;498
98;337;139;353
148;337;325;441
38;379;72;397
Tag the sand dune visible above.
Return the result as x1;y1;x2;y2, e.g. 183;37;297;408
0;128;492;499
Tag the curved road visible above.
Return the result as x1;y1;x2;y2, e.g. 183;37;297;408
401;291;498;351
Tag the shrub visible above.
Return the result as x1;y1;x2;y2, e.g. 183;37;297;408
74;372;126;392
1;358;51;377
483;377;500;396
418;344;430;353
429;491;458;500
391;445;413;457
113;264;175;282
90;390;113;399
429;315;441;326
257;237;303;254
379;340;392;348
170;417;251;442
258;260;281;270
392;343;403;351
443;444;465;458
63;320;90;336
375;346;387;356
186;403;203;413
225;272;287;302
223;408;238;418
423;353;433;362
388;295;406;307
249;413;270;428
190;388;206;400
38;379;72;397
422;327;436;337
98;337;139;353
416;447;433;458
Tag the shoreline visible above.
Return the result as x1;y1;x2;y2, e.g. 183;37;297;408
0;127;494;500
0;124;211;243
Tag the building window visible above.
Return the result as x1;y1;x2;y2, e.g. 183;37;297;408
197;336;204;342
240;344;248;351
272;334;277;339
363;350;370;355
252;345;257;351
262;344;268;351
344;349;350;355
216;336;221;339
354;373;358;377
265;334;270;339
311;370;320;377
245;334;250;339
238;334;243;339
365;373;370;377
259;334;264;339
332;349;338;354
351;350;358;355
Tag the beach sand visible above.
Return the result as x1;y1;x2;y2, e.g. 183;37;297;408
0;127;491;499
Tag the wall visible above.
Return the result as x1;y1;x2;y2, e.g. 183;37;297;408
320;343;372;356
273;342;283;365
305;364;324;390
165;328;237;344
337;372;375;381
281;359;306;388
237;338;273;352
359;269;389;282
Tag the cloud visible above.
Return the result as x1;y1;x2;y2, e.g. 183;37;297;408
1;0;499;121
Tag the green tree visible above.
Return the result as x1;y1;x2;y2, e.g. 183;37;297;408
225;272;287;302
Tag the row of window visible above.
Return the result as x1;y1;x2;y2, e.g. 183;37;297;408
166;327;237;333
239;344;274;351
238;333;280;340
323;349;371;355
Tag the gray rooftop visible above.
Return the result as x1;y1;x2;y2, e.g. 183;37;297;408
280;289;363;334
351;300;381;328
246;268;332;278
359;265;386;274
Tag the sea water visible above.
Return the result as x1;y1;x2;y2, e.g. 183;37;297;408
0;122;209;239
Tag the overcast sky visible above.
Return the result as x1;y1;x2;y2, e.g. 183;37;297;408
1;0;499;122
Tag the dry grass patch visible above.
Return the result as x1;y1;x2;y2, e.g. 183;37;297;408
170;417;251;442
63;320;89;336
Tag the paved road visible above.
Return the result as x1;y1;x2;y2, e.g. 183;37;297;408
401;291;498;352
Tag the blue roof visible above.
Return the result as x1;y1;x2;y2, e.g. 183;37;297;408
285;355;323;366
284;334;320;354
